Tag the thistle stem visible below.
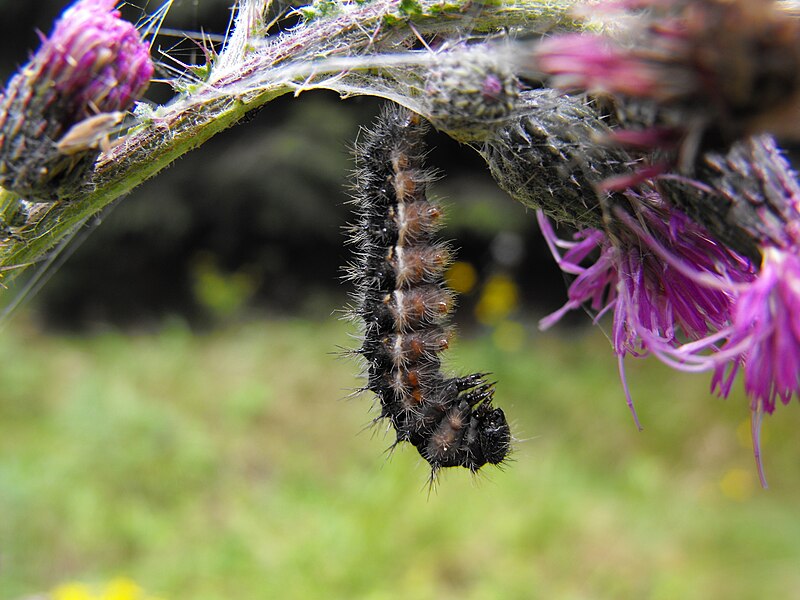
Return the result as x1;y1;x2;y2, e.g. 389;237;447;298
0;0;581;279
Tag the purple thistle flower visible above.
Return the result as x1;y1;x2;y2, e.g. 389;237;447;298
534;33;670;100
533;0;800;158
532;0;800;485
538;220;614;331
0;0;153;200
733;248;800;412
539;197;756;430
518;6;800;482
539;172;800;485
41;0;153;117
705;246;800;487
540;197;754;354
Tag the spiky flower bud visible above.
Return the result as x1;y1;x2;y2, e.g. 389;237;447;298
481;89;633;229
660;135;800;262
0;0;153;201
423;46;520;143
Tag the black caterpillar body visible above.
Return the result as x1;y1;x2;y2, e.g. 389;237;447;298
346;104;511;476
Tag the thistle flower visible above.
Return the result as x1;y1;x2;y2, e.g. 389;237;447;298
534;0;800;163
482;19;800;481
0;0;153;201
539;163;800;485
531;2;800;272
533;33;671;100
538;199;755;430
710;245;800;486
726;247;800;414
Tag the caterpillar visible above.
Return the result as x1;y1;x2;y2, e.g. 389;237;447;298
345;104;511;478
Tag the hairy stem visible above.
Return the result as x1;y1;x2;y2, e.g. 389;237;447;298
0;0;581;280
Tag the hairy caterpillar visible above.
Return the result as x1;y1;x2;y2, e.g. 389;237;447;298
345;104;511;478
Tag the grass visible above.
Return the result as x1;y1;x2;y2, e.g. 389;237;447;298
1;316;799;599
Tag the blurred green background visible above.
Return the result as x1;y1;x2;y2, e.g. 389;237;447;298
2;1;800;599
2;318;800;600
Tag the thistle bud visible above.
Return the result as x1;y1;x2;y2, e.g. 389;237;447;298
660;135;800;262
423;46;520;143
0;0;153;201
481;89;633;229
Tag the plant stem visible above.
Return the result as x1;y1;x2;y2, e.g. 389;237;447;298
0;0;581;279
